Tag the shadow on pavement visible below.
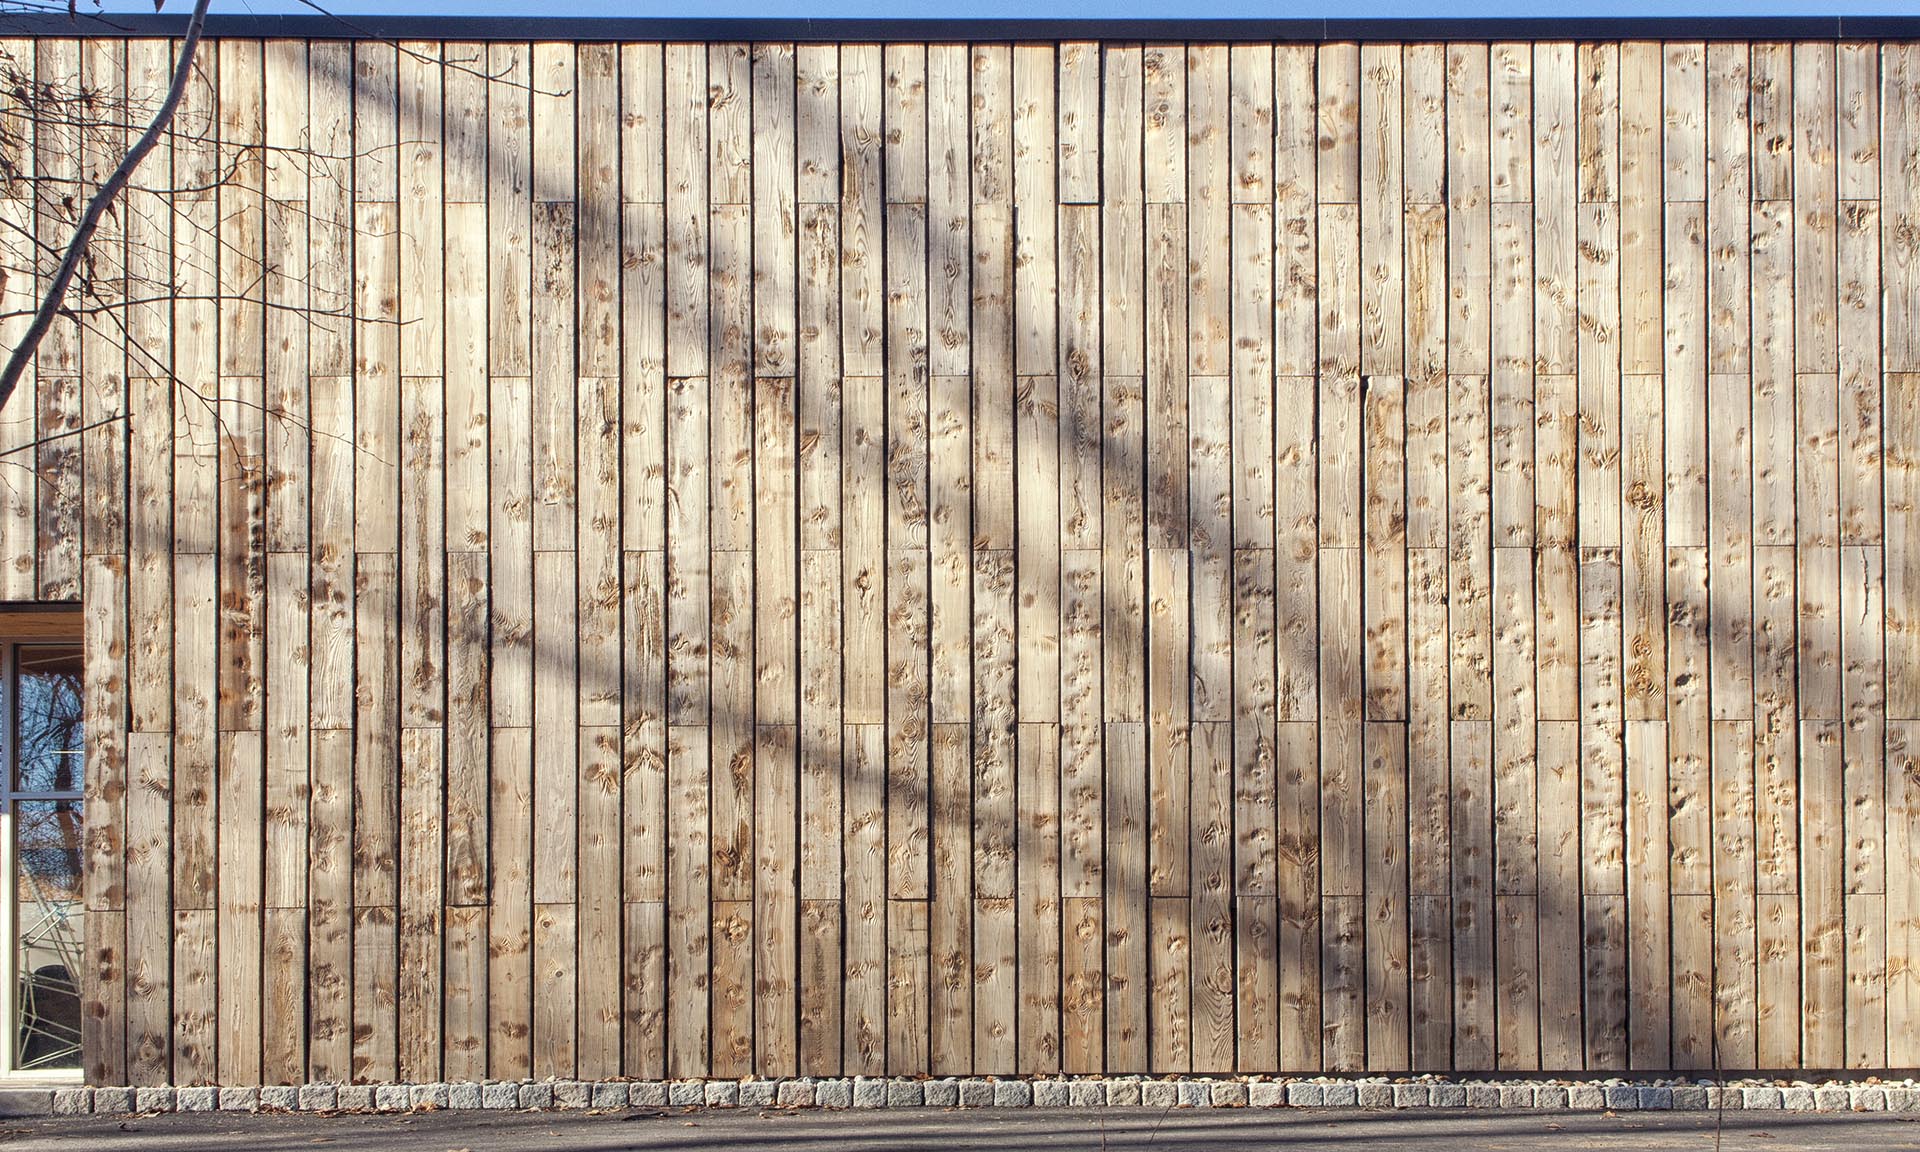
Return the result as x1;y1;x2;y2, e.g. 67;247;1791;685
4;1107;1920;1152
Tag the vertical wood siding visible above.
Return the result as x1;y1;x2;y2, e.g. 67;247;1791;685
34;34;1920;1080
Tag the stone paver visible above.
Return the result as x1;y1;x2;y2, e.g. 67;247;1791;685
36;1071;1920;1125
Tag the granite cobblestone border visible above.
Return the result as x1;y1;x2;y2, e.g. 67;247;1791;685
21;1076;1920;1118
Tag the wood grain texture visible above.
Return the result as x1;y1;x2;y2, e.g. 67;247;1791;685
53;31;1917;1082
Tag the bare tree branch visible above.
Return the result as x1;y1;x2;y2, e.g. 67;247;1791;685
0;408;117;458
0;0;208;413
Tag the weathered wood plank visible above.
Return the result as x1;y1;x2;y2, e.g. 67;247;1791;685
1625;720;1671;1069
1361;46;1404;378
753;44;798;379
1803;720;1847;1067
1405;43;1446;206
1490;200;1534;549
1058;42;1099;203
1016;722;1061;1073
1150;895;1192;1072
1274;721;1320;1067
1843;544;1888;1069
352;552;399;1083
1105;721;1148;1071
887;896;929;1075
1364;376;1406;722
709;43;750;207
666;45;709;380
1061;552;1103;903
1188;46;1228;378
1451;720;1495;1070
1492;546;1537;1069
617;550;663;1077
1448;44;1491;377
398;728;444;1083
1406;547;1451;1070
709;548;754;1076
1707;45;1753;381
306;721;351;1081
1318;42;1359;203
1191;722;1237;1072
1580;549;1627;1068
1538;720;1583;1069
1276;47;1317;378
845;725;886;1073
1668;548;1713;1070
663;722;710;1077
756;724;799;1076
1618;43;1662;377
1891;374;1920;718
1889;54;1920;367
1145;45;1185;205
931;716;973;1076
973;202;1014;549
1839;195;1882;547
1364;722;1410;1070
1012;45;1057;376
1577;203;1622;550
1533;42;1578;383
846;373;885;728
1622;373;1666;722
887;545;931;902
1577;42;1618;203
1889;723;1920;1065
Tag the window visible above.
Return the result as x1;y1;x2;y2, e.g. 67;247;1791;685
0;644;82;1076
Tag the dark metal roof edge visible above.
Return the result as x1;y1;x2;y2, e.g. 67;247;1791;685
1;13;1917;42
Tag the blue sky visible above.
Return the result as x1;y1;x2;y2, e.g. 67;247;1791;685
85;0;1920;19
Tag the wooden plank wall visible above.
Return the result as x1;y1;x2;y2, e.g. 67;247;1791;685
30;33;1920;1081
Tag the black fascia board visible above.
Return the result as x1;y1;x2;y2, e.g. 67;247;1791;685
0;13;1914;42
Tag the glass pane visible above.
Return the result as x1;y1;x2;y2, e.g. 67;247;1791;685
15;646;83;794
14;799;81;1070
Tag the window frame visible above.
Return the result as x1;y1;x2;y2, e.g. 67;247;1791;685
0;638;85;1083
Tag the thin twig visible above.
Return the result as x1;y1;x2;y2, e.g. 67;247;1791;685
0;408;119;458
289;0;572;97
0;0;210;412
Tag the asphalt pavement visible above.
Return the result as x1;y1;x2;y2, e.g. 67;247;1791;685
1;1106;1917;1151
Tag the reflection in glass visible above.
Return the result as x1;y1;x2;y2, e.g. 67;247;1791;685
10;646;84;1072
13;800;80;1070
14;647;81;794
